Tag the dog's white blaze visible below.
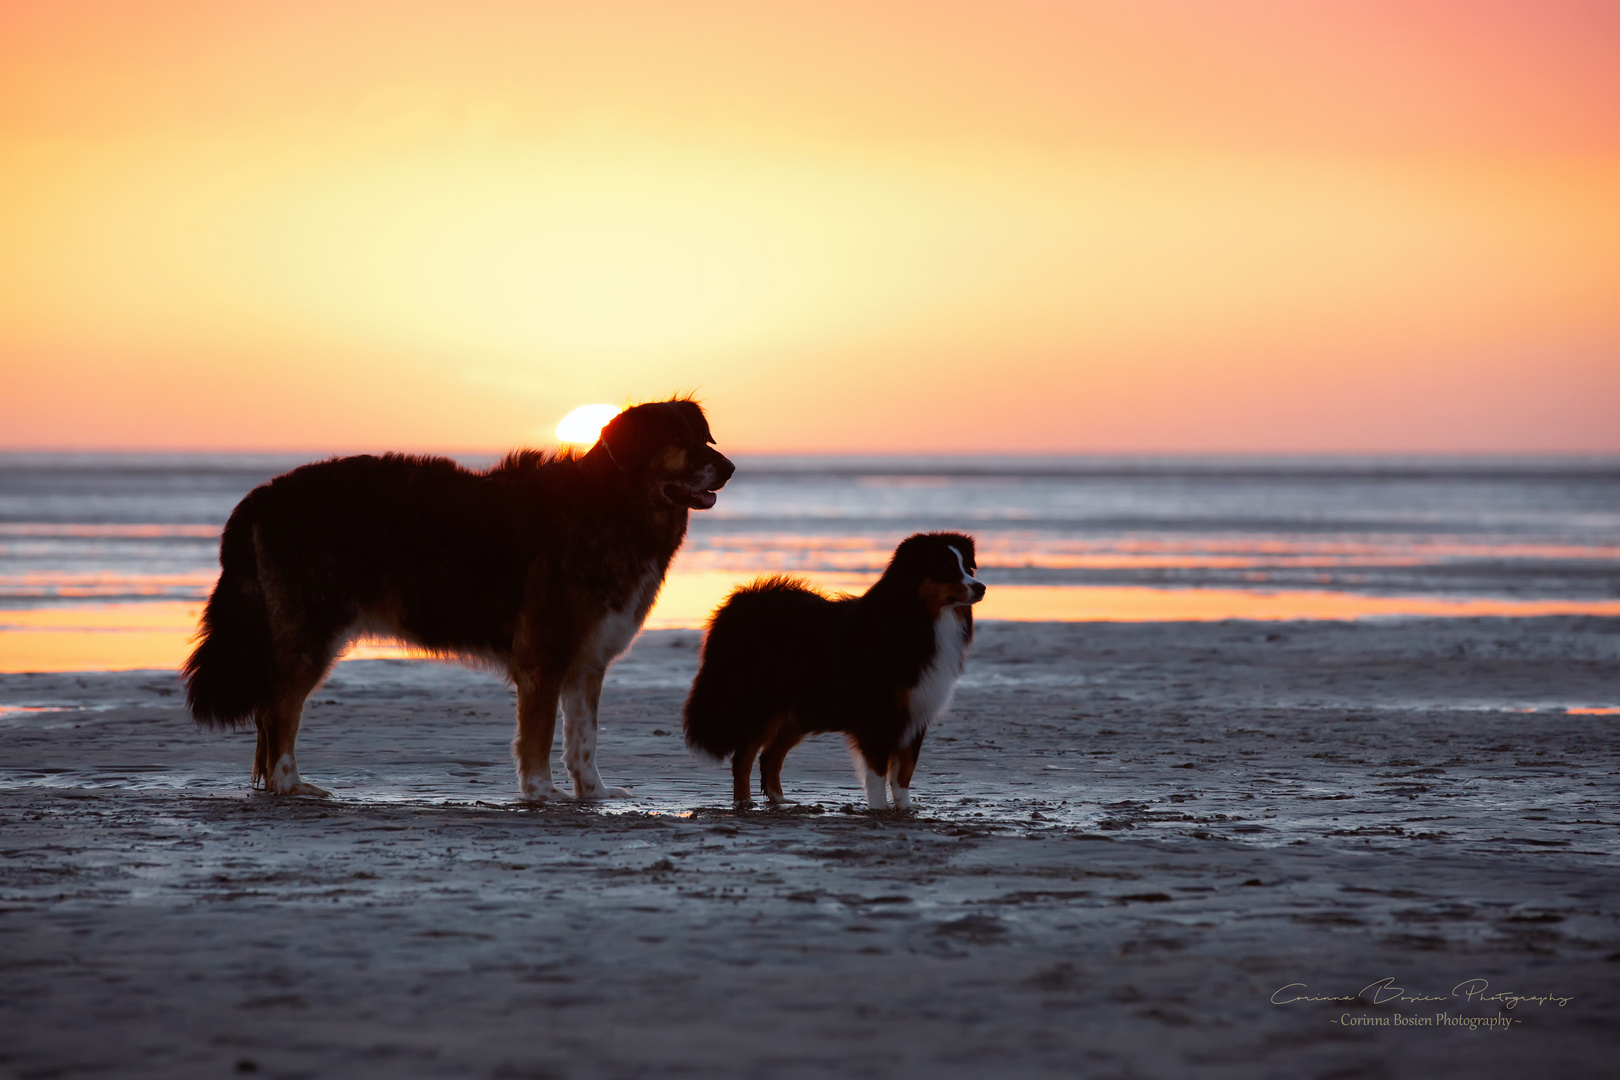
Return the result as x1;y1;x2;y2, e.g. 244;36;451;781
950;544;981;590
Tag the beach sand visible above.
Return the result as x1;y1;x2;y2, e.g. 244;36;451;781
1;616;1617;1078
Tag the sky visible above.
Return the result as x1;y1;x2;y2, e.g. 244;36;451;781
2;0;1617;453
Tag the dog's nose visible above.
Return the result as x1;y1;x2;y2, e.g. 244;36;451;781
714;454;736;483
971;581;986;601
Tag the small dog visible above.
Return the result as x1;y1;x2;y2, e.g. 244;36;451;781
683;532;983;809
184;398;734;800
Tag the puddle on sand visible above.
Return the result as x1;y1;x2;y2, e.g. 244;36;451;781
0;702;121;728
0;705;73;720
3;738;1611;861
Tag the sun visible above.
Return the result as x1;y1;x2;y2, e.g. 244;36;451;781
554;403;621;446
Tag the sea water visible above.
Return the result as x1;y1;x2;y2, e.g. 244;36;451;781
1;453;1617;670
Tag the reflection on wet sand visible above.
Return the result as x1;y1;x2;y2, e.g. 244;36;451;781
5;576;1620;673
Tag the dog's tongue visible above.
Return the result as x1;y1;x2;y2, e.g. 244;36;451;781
666;484;719;510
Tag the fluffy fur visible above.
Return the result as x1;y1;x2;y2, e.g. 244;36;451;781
184;398;733;800
683;532;984;809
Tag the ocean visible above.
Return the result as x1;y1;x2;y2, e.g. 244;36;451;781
2;453;1618;671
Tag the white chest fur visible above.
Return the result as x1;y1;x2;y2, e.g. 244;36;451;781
903;610;969;743
585;565;663;669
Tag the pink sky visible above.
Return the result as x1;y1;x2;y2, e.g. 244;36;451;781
2;1;1617;452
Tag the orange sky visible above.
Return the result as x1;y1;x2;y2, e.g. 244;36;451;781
2;0;1617;453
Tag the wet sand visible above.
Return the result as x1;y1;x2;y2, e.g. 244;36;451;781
2;617;1617;1078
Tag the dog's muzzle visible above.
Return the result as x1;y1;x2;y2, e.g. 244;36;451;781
665;453;734;510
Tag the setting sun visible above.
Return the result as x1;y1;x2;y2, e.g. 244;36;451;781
554;403;622;446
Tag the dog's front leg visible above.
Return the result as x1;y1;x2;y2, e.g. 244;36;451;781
513;669;566;801
851;741;891;810
861;764;890;810
887;731;925;810
562;667;630;799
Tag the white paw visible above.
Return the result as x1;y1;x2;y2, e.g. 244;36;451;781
519;779;566;802
892;788;912;809
575;784;632;800
270;779;330;797
267;754;327;796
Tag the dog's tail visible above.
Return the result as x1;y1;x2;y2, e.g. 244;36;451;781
682;586;763;761
183;496;274;730
683;576;816;761
682;661;743;762
683;621;743;761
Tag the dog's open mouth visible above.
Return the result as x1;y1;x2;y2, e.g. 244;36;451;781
664;484;720;510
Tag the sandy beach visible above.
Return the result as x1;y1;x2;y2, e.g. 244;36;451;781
7;0;1620;1073
1;615;1616;1078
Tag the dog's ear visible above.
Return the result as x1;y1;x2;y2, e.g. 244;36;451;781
597;402;682;472
671;398;715;444
596;407;646;472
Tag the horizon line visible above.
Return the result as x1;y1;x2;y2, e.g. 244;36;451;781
3;447;1619;464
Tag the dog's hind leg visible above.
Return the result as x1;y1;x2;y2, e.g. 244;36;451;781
252;722;272;789
732;741;762;805
254;655;331;797
758;718;802;806
887;731;925;810
561;666;630;799
513;668;566;801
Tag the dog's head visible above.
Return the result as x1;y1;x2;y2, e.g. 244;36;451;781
888;532;985;615
596;399;735;510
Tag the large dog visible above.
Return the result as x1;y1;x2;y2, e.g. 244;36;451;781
683;532;983;809
184;398;733;800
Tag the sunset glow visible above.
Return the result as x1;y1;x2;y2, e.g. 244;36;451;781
8;585;1620;674
555;404;622;446
2;2;1617;453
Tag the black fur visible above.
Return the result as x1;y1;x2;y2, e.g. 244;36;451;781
184;497;274;727
184;398;733;797
683;532;982;807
